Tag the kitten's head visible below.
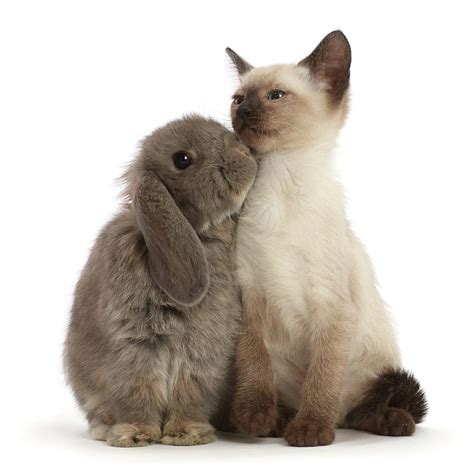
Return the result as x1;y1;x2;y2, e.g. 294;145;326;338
226;31;351;154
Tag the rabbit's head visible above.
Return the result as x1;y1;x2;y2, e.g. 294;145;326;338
125;115;257;307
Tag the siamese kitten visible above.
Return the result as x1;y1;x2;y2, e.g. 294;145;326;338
226;31;427;447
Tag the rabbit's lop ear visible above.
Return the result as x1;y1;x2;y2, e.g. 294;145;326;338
134;173;209;307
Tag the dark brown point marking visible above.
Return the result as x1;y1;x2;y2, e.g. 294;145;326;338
344;369;428;436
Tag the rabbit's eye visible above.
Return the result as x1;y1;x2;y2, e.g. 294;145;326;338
268;90;286;100
233;95;244;105
172;151;193;170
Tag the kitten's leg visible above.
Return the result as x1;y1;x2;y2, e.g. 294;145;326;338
343;369;427;436
161;366;217;446
231;291;278;437
284;302;353;447
268;404;298;437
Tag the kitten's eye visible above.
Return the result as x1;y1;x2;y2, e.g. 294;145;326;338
233;95;244;105
172;151;193;170
268;90;285;100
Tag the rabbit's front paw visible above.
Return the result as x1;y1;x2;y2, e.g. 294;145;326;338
106;423;162;447
284;417;335;447
161;421;216;446
232;391;277;437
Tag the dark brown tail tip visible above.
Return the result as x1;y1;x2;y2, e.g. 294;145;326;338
380;369;428;423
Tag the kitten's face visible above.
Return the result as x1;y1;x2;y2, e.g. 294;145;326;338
230;65;334;154
227;31;351;155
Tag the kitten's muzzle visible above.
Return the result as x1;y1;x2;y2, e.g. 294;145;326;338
236;103;255;122
235;95;260;129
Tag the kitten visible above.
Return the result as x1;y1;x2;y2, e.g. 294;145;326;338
226;31;427;447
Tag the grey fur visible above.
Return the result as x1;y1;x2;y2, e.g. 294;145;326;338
64;115;257;446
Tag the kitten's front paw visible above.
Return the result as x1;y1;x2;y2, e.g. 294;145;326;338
161;421;216;446
232;392;278;437
106;423;162;447
284;417;335;447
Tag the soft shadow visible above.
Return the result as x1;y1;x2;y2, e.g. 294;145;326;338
26;419;85;444
217;431;286;445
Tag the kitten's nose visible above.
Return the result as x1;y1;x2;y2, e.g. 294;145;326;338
237;103;254;121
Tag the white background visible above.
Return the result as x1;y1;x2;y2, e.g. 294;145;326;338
1;0;473;472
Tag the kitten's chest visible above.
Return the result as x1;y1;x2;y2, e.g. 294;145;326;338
237;157;349;356
238;168;344;291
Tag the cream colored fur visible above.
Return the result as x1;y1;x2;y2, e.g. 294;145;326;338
236;65;401;424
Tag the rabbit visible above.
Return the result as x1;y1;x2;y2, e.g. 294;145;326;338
64;115;257;447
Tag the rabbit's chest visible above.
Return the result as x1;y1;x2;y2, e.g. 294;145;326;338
130;247;239;343
120;298;186;345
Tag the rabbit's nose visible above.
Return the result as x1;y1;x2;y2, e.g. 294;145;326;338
238;144;252;159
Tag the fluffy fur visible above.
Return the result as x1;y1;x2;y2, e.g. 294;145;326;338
227;31;427;446
64;115;257;447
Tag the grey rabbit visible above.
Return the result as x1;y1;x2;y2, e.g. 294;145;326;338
64;115;257;447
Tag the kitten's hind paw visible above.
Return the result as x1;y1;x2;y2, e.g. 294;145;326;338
380;408;416;436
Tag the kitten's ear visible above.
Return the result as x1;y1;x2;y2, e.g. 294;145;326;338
298;30;351;102
226;47;254;76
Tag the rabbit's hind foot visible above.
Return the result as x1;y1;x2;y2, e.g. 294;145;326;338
89;418;111;441
87;401;114;441
161;421;216;446
105;423;162;447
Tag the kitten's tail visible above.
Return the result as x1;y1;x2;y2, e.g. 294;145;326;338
344;369;428;435
380;369;428;423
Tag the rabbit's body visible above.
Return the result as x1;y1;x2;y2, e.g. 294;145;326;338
66;211;239;442
64;116;257;446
